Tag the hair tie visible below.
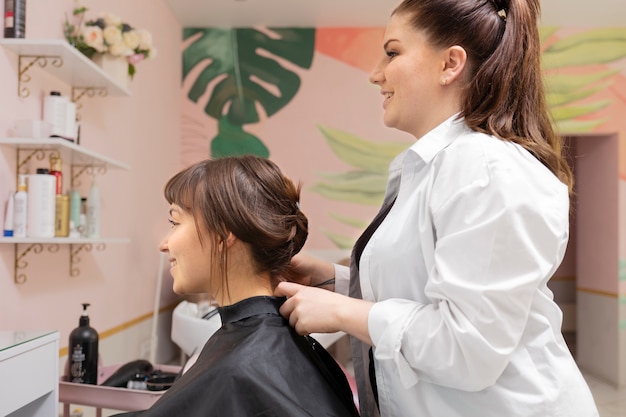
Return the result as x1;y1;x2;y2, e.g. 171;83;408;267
490;0;507;21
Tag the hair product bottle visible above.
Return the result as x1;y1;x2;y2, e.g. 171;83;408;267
27;168;55;238
68;303;99;384
86;177;100;238
3;0;26;38
54;194;69;237
13;174;27;238
69;188;81;237
49;155;63;195
43;91;69;139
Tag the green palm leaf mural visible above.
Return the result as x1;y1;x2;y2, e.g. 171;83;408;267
183;28;315;158
315;27;626;248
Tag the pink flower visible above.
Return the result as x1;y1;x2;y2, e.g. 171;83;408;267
128;53;145;65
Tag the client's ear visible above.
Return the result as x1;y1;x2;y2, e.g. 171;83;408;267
220;232;237;250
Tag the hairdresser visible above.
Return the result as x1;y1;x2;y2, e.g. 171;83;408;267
276;0;600;416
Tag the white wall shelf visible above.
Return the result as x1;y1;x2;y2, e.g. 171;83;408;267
0;140;131;283
0;237;131;244
0;138;131;171
0;38;132;99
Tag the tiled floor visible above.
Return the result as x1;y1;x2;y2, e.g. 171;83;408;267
564;331;626;416
584;372;626;417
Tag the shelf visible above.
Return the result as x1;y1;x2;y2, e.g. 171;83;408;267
0;38;132;97
2;237;131;284
0;138;130;170
59;363;181;414
0;237;130;244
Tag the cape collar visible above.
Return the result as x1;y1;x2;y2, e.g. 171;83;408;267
218;296;286;325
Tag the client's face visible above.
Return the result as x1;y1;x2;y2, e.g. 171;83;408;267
160;204;214;295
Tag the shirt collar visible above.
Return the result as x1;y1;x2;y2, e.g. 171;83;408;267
409;114;468;163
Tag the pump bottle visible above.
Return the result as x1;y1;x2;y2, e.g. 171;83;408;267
68;303;99;384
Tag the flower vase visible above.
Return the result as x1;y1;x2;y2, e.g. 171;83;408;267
92;54;129;90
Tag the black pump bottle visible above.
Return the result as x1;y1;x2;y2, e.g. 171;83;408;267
68;303;99;384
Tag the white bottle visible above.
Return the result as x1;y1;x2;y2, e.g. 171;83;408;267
86;178;100;239
27;169;56;238
43;91;69;138
13;174;28;238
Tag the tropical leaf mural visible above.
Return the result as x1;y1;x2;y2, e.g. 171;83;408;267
542;27;626;133
314;27;626;248
182;27;315;158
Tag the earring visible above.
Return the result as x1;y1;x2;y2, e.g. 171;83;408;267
441;78;448;86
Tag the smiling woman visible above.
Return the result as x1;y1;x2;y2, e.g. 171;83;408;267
113;155;359;417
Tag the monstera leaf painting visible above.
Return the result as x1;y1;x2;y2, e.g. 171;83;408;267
183;28;315;158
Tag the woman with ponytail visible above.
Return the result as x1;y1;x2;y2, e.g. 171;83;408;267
277;1;599;416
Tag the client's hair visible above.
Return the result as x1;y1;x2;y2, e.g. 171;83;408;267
164;155;308;295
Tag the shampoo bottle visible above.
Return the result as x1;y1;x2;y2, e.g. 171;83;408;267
26;168;55;238
68;303;99;384
43;91;68;138
13;174;27;238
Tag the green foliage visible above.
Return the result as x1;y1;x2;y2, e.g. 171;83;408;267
542;28;626;133
182;27;315;158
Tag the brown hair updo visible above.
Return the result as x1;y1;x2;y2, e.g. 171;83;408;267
164;155;308;292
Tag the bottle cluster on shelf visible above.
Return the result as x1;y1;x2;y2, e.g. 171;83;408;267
3;154;100;239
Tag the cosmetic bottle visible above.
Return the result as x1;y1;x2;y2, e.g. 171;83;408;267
49;156;63;195
79;198;87;238
27;168;55;238
86;178;100;238
54;193;69;237
13;174;27;238
69;188;81;231
43;91;73;139
68;303;99;384
3;191;14;237
3;0;26;38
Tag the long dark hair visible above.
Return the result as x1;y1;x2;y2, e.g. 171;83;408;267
164;155;308;295
394;0;573;193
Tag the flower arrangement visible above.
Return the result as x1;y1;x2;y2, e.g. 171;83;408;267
64;6;156;79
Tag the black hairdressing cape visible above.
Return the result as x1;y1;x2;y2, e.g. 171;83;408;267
114;296;359;417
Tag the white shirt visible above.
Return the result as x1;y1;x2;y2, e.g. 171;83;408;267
336;116;598;417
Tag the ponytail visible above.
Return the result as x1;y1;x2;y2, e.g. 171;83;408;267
394;0;574;194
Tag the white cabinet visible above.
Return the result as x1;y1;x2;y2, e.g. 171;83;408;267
0;331;60;417
0;40;132;283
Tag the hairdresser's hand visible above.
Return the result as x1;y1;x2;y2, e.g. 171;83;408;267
282;252;335;288
276;281;374;346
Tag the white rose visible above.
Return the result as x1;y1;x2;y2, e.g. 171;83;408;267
103;25;123;46
136;29;152;51
81;26;105;52
123;30;140;51
102;13;122;27
148;46;157;59
108;41;131;57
